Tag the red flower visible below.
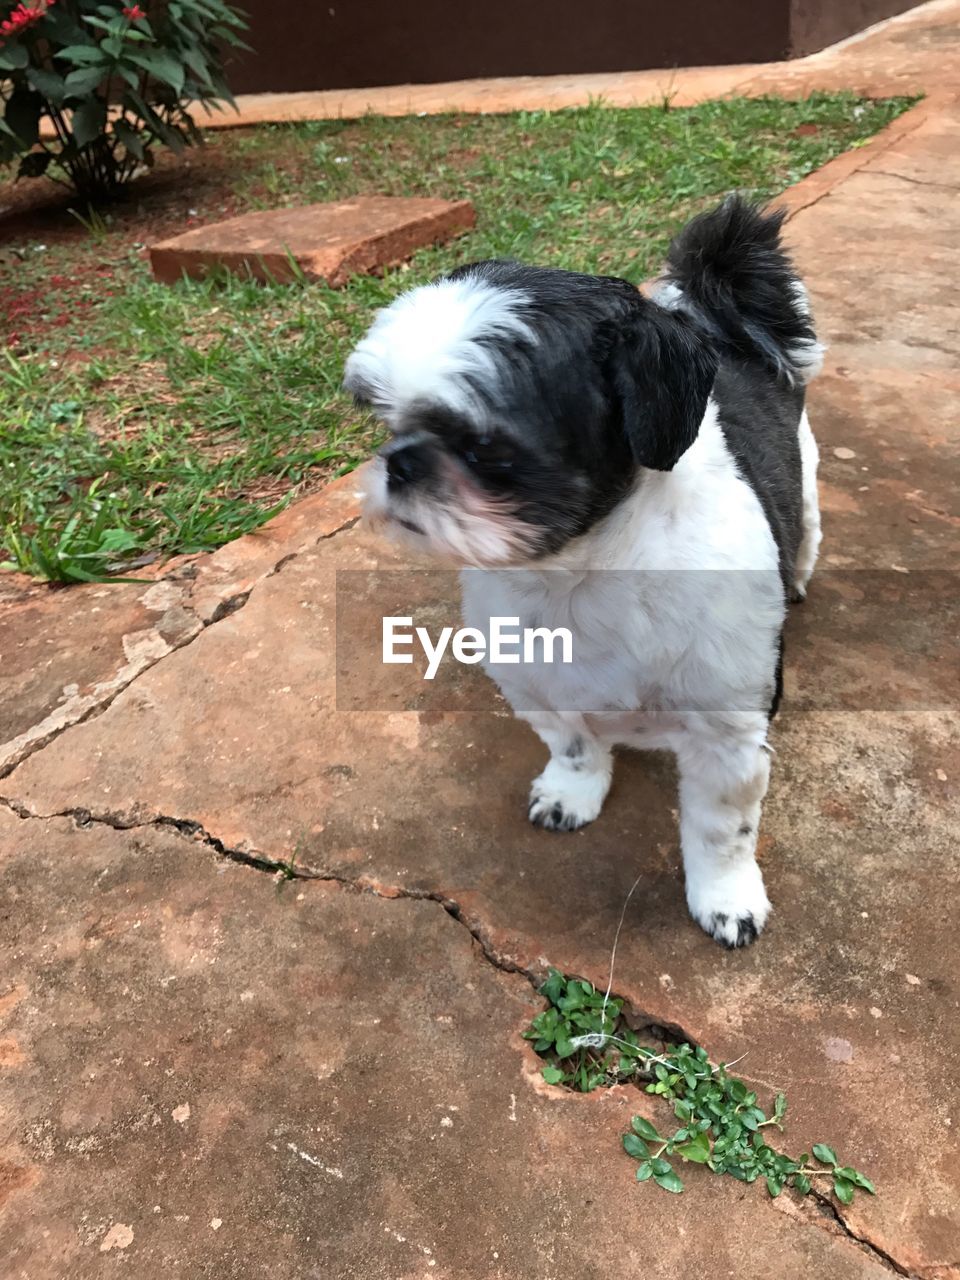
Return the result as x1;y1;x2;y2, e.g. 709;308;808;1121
122;4;146;17
0;0;54;39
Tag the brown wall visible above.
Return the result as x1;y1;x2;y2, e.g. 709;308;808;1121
226;0;922;96
789;0;918;56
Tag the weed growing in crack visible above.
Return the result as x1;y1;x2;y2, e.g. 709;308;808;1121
273;844;301;893
525;969;875;1204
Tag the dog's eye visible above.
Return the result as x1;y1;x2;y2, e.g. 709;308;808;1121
459;435;514;469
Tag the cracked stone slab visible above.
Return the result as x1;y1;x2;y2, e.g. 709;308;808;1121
0;473;360;778
149;196;476;287
0;809;896;1280
0;577;202;778
4;525;958;1275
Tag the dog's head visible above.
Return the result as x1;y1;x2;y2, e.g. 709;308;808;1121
343;261;717;567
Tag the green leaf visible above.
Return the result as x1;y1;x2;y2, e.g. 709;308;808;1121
654;1169;684;1193
541;1066;564;1085
631;1116;660;1142
4;88;42;148
794;1174;812;1195
64;66;108;98
833;1176;855;1205
71;98;106;148
635;1161;653;1182
650;1158;672;1177
127;49;186;95
42;4;87;43
773;1092;787;1121
554;1035;575;1060
622;1133;649;1160
540;970;564;1006
58;44;111;66
112;118;144;160
0;41;29;71
845;1170;876;1195
676;1131;711;1164
812;1144;838;1167
766;1176;784;1198
741;1111;759;1131
26;67;67;106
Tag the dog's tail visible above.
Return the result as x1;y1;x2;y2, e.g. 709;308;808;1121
659;196;822;385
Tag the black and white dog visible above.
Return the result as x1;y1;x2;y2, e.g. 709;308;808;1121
344;197;823;948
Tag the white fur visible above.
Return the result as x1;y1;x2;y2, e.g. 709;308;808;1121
343;276;535;425
786;281;825;383
654;276;824;386
461;403;791;946
793;409;822;598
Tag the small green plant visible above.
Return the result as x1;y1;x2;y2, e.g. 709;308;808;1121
525;969;875;1204
274;844;299;889
0;0;247;200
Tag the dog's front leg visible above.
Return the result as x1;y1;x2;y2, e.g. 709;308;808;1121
677;732;772;947
522;711;613;832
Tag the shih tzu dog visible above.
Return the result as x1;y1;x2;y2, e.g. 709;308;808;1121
344;197;823;948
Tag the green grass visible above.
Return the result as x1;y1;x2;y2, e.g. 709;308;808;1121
1;92;912;581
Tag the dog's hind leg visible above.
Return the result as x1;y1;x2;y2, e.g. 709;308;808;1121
792;410;822;602
523;711;613;832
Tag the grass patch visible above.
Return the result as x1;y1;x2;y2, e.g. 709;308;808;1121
1;93;911;580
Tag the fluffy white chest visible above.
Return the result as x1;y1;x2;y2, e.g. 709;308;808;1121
459;408;785;728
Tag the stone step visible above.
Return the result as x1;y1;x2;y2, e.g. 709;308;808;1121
149;195;475;287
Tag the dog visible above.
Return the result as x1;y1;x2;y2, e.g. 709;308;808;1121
344;197;823;948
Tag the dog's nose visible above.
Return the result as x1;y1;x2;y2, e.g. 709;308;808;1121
385;444;432;488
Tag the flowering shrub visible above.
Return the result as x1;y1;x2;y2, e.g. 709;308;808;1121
0;0;246;200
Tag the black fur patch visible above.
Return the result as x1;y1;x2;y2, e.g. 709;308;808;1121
437;259;719;548
733;914;759;948
768;632;785;720
713;362;805;590
664;196;817;384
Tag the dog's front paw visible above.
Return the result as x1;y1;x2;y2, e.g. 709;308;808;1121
686;862;771;949
528;761;610;832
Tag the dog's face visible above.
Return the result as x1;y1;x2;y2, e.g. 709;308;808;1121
344;262;717;567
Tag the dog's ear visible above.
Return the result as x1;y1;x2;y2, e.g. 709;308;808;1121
604;303;718;471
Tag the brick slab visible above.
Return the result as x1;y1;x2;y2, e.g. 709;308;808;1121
149;196;476;287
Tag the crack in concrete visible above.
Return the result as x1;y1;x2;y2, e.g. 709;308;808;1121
0;797;692;1040
0;513;361;781
0;599;220;781
807;1189;918;1277
867;168;960;191
0;796;919;1276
